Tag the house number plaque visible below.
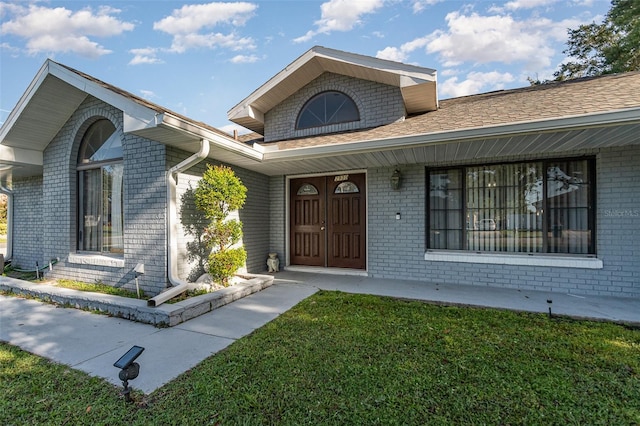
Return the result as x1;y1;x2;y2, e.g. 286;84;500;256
334;174;349;182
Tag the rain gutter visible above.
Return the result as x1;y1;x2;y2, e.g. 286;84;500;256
148;138;210;307
258;107;640;161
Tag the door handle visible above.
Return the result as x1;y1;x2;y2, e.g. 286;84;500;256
320;226;325;231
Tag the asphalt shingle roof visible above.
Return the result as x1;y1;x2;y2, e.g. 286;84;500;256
260;71;640;150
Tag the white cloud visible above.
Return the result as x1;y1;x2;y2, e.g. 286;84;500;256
218;123;252;136
440;68;461;77
169;33;255;53
439;71;515;98
139;89;158;100
293;0;384;43
0;3;134;58
129;47;163;65
230;54;260;64
154;2;257;53
376;36;429;62
503;0;558;11
376;46;406;62
412;0;443;13
427;12;561;69
379;11;583;72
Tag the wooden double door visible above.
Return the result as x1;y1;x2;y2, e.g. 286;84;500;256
290;173;366;269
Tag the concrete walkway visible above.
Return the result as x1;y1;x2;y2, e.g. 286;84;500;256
1;271;638;394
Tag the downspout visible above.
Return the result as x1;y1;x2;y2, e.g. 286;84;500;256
148;139;210;307
0;183;12;262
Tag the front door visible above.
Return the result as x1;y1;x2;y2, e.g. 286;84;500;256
290;173;366;269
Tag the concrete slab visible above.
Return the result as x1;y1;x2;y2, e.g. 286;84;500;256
74;328;236;394
0;281;316;394
176;283;317;339
0;296;153;366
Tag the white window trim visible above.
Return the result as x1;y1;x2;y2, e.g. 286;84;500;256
425;251;603;269
68;253;125;268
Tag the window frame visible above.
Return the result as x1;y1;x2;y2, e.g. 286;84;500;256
76;119;124;254
426;157;596;256
295;90;360;130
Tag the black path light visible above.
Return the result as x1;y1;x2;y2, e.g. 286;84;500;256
113;345;145;402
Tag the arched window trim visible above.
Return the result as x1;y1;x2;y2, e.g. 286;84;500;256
297;183;319;196
76;118;124;254
334;181;360;194
77;119;122;165
296;90;360;130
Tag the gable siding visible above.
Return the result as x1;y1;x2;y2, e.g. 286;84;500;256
264;72;405;142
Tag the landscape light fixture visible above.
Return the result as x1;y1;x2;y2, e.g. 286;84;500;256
114;345;145;402
391;168;402;190
134;263;144;298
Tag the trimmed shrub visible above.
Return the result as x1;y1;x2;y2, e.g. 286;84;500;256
194;165;247;287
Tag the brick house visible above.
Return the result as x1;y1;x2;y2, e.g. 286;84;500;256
2;46;640;298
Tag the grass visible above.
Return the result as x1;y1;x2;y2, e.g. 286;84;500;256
52;279;143;299
2;267;142;299
2;291;639;425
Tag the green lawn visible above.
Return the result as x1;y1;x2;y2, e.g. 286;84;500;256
2;291;639;425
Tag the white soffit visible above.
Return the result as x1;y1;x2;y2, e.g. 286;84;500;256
227;46;438;134
0;64;87;151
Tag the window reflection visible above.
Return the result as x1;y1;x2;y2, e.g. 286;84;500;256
428;159;594;254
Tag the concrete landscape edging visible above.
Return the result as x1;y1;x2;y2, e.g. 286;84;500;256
0;274;275;327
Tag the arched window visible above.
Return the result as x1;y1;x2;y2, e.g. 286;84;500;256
334;182;359;194
77;119;124;253
296;91;359;130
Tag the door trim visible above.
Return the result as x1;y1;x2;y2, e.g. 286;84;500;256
285;169;367;271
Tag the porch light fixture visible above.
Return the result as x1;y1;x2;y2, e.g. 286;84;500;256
391;168;402;190
114;345;145;402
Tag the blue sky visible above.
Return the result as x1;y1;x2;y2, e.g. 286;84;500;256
1;0;609;134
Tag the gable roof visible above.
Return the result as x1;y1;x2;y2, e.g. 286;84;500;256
264;71;640;150
241;71;640;176
0;60;260;183
227;46;438;135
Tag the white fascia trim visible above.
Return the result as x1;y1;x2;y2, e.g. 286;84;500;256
259;107;640;161
425;251;603;269
158;113;264;161
227;46;437;120
0;145;43;166
0;60;52;142
48;63;160;131
313;46;437;81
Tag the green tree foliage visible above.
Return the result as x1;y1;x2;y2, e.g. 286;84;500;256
194;165;247;286
554;0;640;80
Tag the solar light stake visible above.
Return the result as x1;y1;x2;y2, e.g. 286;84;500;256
547;299;553;319
114;345;145;402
